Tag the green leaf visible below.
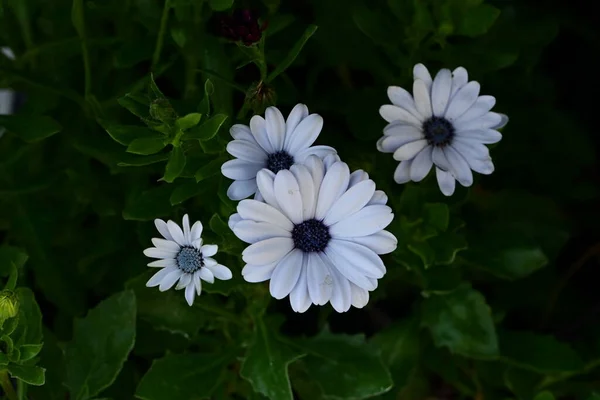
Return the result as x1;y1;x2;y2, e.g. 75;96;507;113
457;4;501;37
70;0;85;38
117;153;170;167
149;73;165;99
65;290;136;400
195;157;226;182
266;25;318;83
352;3;400;47
533;391;555;400
163;146;186;183
423;203;449;232
170;181;211;205
0;115;62;142
199;79;214;116
19;343;44;361
118;93;150;118
422;284;499;358
209;213;232;239
11;287;43;346
98;120;162;146
27;328;67;400
297;330;393;399
183;114;228;141
175;113;202;131
126;137;167;155
208;0;233;11
7;364;46;385
136;351;236;400
241;318;304;400
498;331;585;373
123;185;172;221
0;246;28;290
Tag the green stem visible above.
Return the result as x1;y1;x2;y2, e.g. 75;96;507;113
0;370;18;400
152;0;171;70
16;379;26;400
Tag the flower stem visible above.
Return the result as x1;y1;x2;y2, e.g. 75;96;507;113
0;371;18;400
152;0;171;70
17;379;26;400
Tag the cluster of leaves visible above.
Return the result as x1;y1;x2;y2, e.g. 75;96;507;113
1;0;599;399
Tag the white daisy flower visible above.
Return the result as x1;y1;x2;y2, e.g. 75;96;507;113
378;63;509;196
143;214;232;306
221;104;337;200
229;154;398;313
0;48;16;138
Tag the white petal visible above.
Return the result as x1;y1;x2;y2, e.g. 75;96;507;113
343;230;398;254
284;104;309;143
445;81;480;121
393;139;428;161
413;79;432;119
290;164;317;220
227;179;258;201
274;170;303;224
493;113;509;129
198;267;214;283
294;145;336;163
379;105;422;126
367;190;388;206
330;240;386;278
444;146;473;187
454;95;496;123
269;249;303;299
167;220;186;246
237;199;294;231
329;205;394;238
450;67;469;98
285;114;324;154
242;237;294;265
457;129;502;144
325;246;377;290
194;271;202;295
377;135;408;153
148;259;176;268
387;86;421;120
383;122;424;138
348;170;369;188
304;155;325;193
432;146;452;171
315;162;350;220
144;247;178;259
190;221;203;243
206;264;232;280
226;140;267;163
255;169;278;209
307;252;333;306
324;180;375;226
230;124;255;142
233;220;291;244
146;266;178;287
221;159;263;180
154;219;174;241
249;115;274;153
159;269;183;291
265;107;286;151
201;244;218;257
468;158;495;175
151;238;180;252
413;63;432;89
393;161;412;184
242;262;277;282
185;282;196;306
203;257;217;267
328;264;352;313
350;284;370;309
454;112;502;131
410;146;433;182
182;215;191;245
436;167;456;196
175;273;192;290
289;260;311;313
228;213;242;231
452;138;490;160
431;68;452;116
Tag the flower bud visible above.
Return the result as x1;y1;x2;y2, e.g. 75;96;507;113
0;290;19;322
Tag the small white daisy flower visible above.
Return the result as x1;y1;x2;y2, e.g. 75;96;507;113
229;154;398;313
378;63;509;196
221;104;337;200
143;214;232;306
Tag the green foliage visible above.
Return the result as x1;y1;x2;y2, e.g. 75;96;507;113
0;0;598;399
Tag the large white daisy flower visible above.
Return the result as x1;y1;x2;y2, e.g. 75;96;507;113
228;154;398;313
378;63;509;196
221;104;336;200
143;214;232;306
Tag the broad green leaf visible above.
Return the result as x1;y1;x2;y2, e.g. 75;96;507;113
117;153;170;167
98;120;162;146
498;331;585;373
183;114;228;141
7;364;46;385
534;391;555;400
428;232;468;266
422;347;476;396
0;115;62;142
136;351;236;400
296;330;393;399
457;4;501;37
195;157;226;182
118;93;150;118
65;290;136;400
175;113;202;131
266;25;318;82
127;137;167;155
422;203;449;232
25;328;67;400
422;284;498;358
123;185;172;221
208;0;233;11
11;287;43;347
504;367;542;400
240;319;304;400
170;181;210;205
209;214;232;239
163;146;186;183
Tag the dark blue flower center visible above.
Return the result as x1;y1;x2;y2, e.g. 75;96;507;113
176;246;203;273
266;151;294;173
422;116;455;147
292;219;331;253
